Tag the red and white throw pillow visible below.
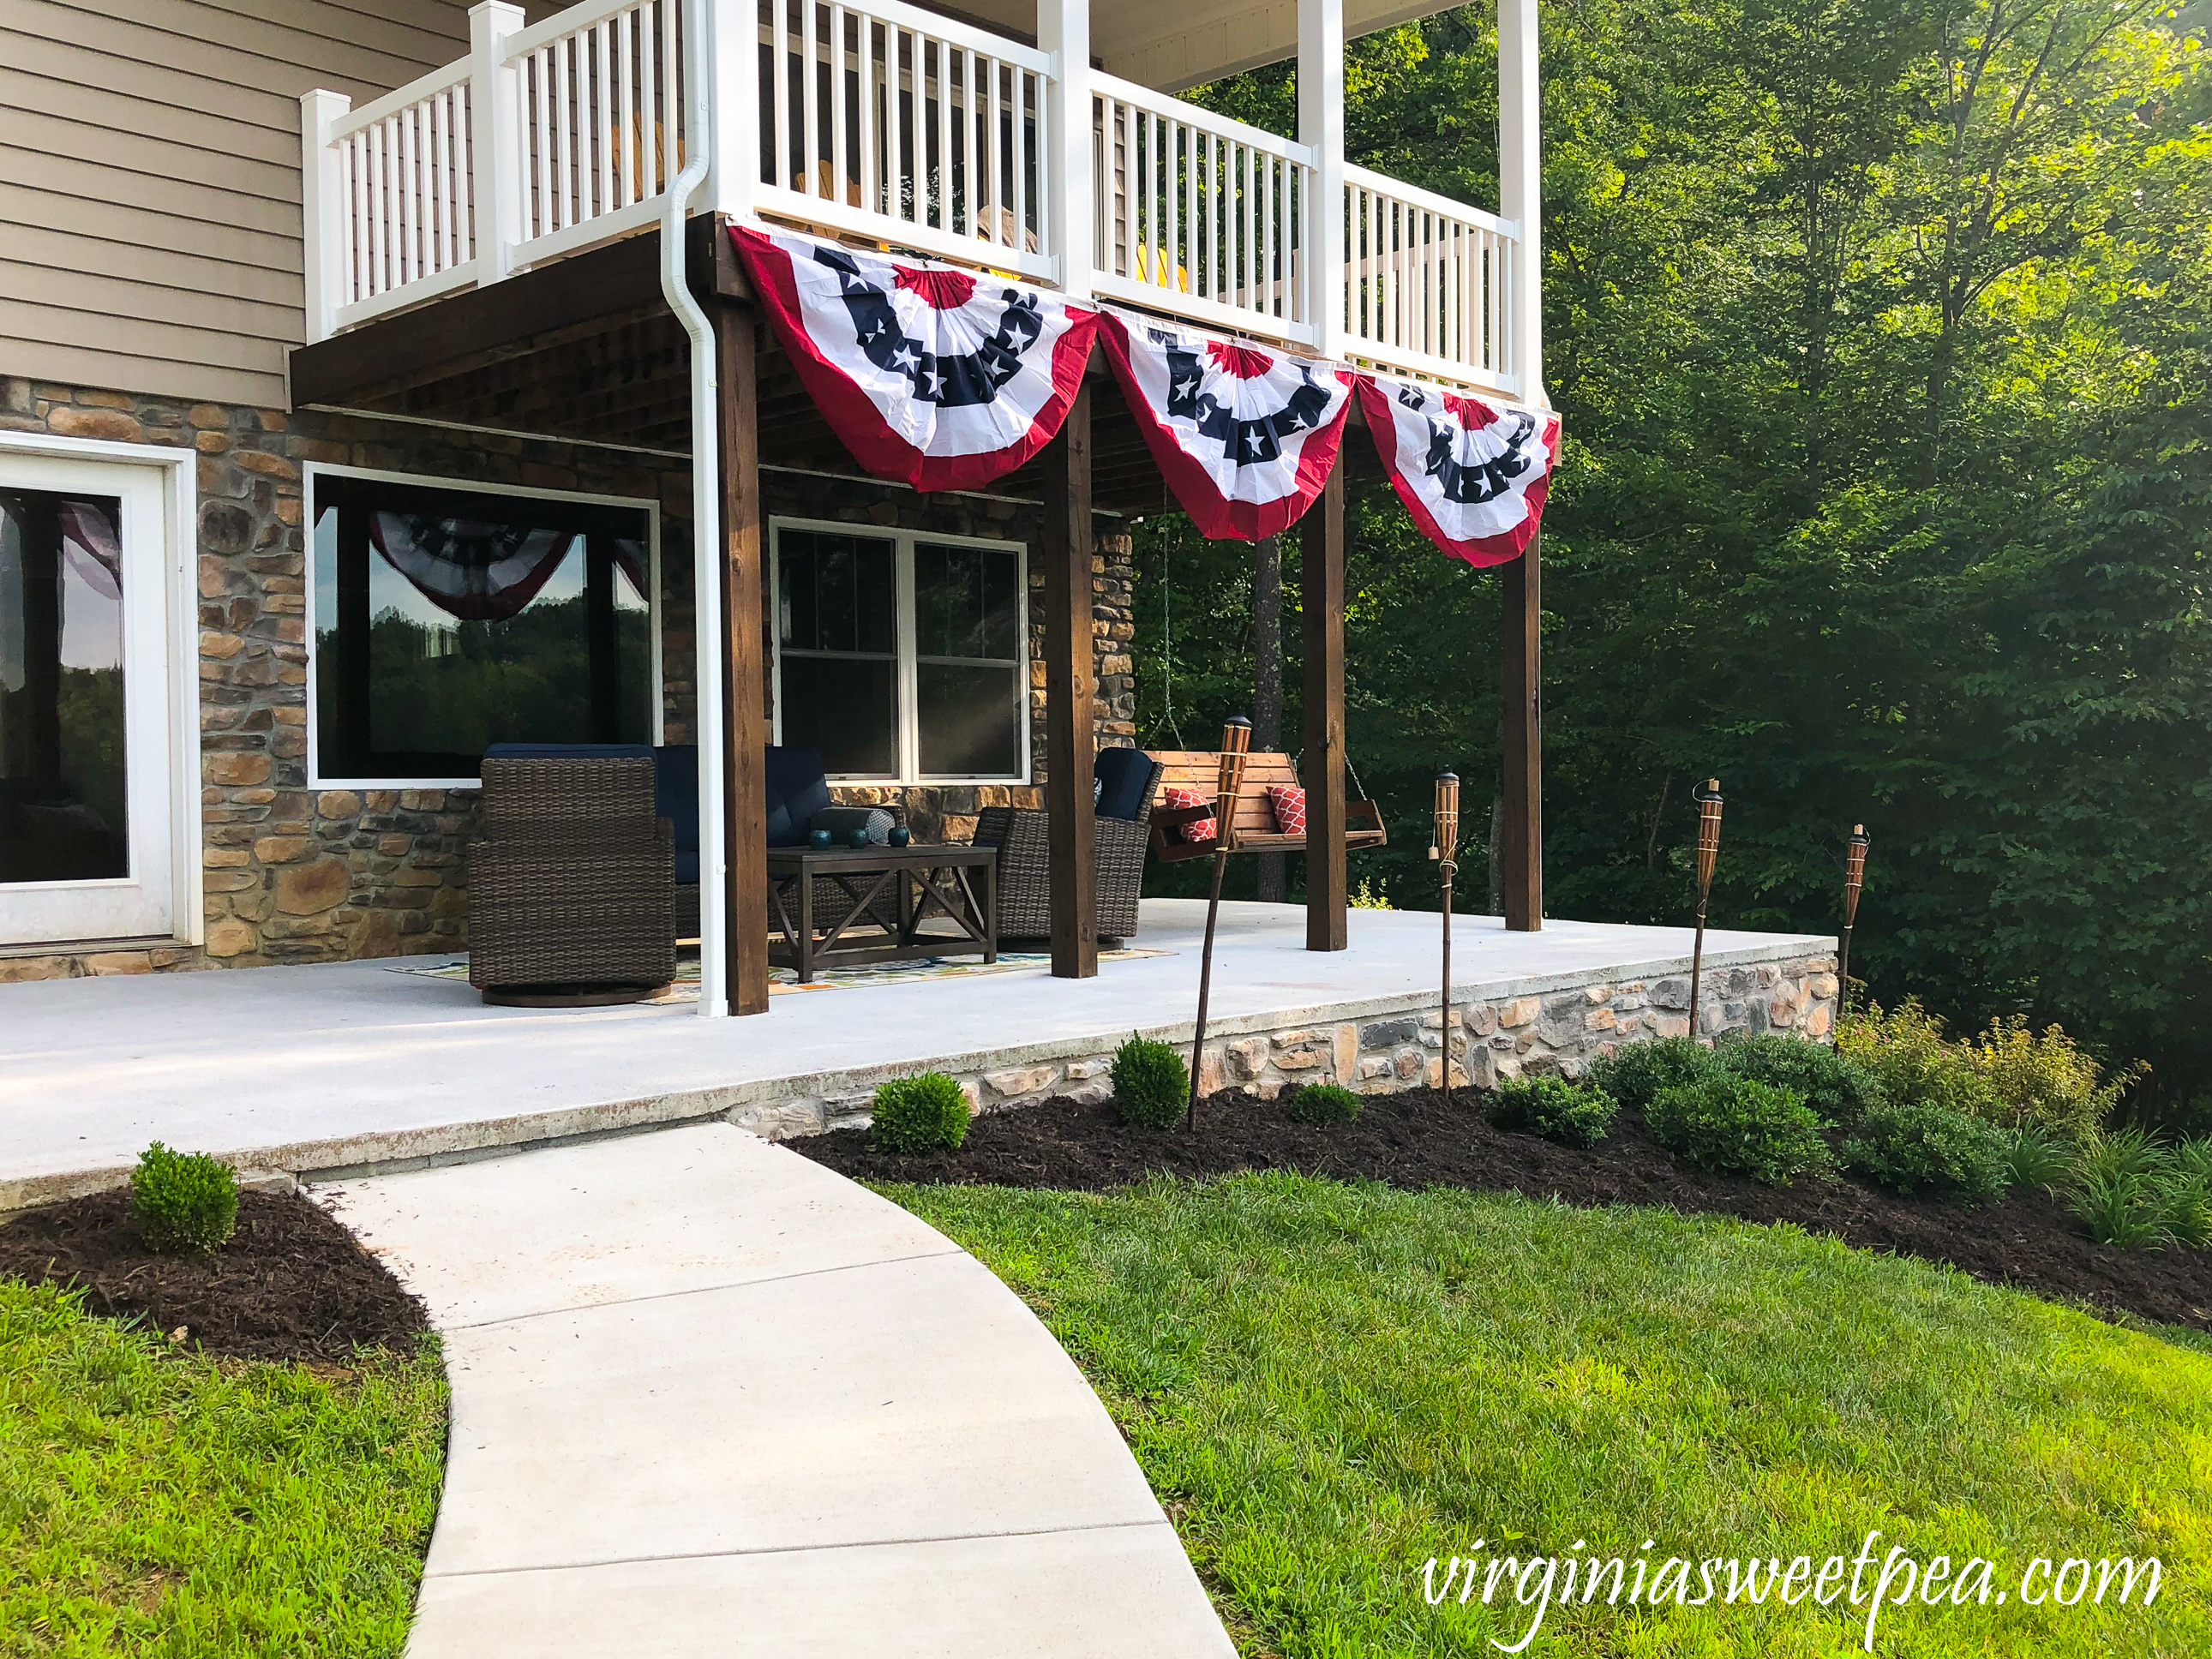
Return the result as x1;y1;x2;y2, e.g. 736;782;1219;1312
1163;785;1215;843
1265;784;1307;836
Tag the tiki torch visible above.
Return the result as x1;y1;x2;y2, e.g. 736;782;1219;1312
1188;715;1253;1129
1431;770;1461;1103
1838;824;1871;1021
1686;778;1723;1039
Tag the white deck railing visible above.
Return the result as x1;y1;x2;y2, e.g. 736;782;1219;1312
303;0;1524;396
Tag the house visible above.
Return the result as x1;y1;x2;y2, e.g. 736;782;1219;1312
0;0;1548;1015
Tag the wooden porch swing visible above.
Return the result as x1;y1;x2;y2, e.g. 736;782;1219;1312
1148;751;1388;864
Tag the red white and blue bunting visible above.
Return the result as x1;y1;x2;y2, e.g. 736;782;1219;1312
1099;308;1354;542
732;225;1100;491
1352;374;1561;566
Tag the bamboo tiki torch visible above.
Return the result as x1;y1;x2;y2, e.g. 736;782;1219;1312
1838;824;1871;1021
1687;779;1724;1039
1432;771;1461;1103
1188;716;1253;1129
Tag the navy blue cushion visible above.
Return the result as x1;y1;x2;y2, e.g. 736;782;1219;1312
674;848;700;884
1094;746;1154;821
764;745;831;847
653;746;699;857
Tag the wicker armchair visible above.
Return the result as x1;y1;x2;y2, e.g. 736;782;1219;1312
971;751;1162;945
468;750;675;1003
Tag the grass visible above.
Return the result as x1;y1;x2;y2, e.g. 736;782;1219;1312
0;1281;447;1657
891;1174;2212;1658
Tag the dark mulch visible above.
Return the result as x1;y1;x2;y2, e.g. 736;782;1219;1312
792;1087;2212;1333
0;1188;430;1363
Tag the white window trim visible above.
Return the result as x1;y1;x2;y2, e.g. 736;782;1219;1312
769;517;1032;787
303;462;663;791
0;428;201;948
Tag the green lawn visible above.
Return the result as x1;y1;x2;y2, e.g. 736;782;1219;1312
894;1174;2212;1658
0;1282;446;1658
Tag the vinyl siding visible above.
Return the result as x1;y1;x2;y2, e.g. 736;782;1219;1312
0;0;476;407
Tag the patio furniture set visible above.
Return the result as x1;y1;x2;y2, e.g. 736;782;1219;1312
465;742;1381;1004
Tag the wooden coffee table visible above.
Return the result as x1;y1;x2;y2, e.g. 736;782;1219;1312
765;843;998;984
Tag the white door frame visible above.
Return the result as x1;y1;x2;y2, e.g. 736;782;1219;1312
0;430;201;949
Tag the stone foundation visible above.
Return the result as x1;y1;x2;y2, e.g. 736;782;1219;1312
727;949;1842;1138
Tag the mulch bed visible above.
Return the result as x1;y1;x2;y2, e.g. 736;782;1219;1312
0;1188;429;1363
793;1087;2212;1333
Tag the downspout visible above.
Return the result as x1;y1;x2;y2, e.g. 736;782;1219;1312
660;0;727;1016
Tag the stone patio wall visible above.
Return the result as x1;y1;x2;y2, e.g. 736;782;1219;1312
0;377;1136;981
728;949;1842;1137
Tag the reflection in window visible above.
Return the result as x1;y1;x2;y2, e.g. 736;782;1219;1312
914;542;1020;777
311;474;653;782
0;490;127;883
776;530;898;776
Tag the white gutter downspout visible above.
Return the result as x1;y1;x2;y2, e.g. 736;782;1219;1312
660;0;728;1016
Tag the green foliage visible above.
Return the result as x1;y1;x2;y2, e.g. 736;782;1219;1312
901;1174;2212;1659
1112;1033;1190;1129
0;1281;446;1656
1843;1099;2011;1207
1965;1016;2143;1140
2164;1172;2212;1250
1587;1035;1725;1114
2070;1166;2175;1252
870;1072;971;1153
1348;877;1392;909
1148;0;2212;1116
1286;1082;1363;1124
1838;1000;2003;1121
1720;1033;1885;1127
2003;1129;2076;1194
1488;1075;1620;1147
129;1141;239;1256
2064;1132;2212;1250
1646;1075;1838;1186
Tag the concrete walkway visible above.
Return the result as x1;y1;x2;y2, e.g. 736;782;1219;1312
322;1123;1237;1659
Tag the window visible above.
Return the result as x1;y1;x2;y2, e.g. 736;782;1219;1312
309;470;656;784
772;522;1028;782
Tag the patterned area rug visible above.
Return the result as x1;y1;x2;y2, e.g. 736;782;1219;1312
385;947;1172;1002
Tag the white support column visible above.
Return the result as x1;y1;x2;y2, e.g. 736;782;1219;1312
710;0;757;220
299;90;351;344
1498;0;1545;405
471;0;527;283
1298;0;1345;358
1040;0;1091;296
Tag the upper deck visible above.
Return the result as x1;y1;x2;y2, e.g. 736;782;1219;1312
300;0;1541;401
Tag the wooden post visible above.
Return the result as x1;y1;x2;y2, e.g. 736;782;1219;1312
712;296;770;1013
1302;465;1347;949
1042;382;1097;978
1500;532;1543;931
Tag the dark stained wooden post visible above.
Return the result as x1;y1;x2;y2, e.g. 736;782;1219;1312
1302;464;1347;950
1500;531;1544;931
1042;381;1098;978
712;296;771;1012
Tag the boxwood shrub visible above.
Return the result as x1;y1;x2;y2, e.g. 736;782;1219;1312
871;1072;971;1153
1489;1075;1619;1147
1587;1036;1723;1114
1718;1033;1883;1127
1286;1082;1362;1123
1112;1033;1190;1129
1842;1099;2011;1207
129;1141;239;1255
1645;1075;1837;1186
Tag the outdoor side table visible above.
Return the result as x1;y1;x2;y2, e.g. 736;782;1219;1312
765;843;998;984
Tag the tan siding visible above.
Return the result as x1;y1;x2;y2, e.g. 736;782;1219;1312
0;0;475;408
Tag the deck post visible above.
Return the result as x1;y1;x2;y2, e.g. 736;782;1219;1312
1298;0;1346;356
1302;464;1347;950
1498;0;1544;402
299;91;351;345
711;296;771;1013
1040;0;1092;296
1041;382;1098;978
470;2;527;284
1500;533;1543;931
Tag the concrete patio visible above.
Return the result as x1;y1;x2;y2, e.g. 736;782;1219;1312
0;899;1836;1208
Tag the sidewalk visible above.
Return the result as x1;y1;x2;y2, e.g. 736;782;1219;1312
321;1123;1238;1658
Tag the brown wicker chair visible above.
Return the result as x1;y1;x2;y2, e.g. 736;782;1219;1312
971;752;1162;945
468;751;675;1003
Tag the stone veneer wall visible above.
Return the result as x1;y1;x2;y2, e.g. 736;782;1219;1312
728;949;1842;1138
0;377;1133;981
